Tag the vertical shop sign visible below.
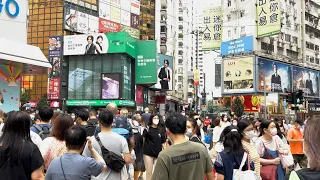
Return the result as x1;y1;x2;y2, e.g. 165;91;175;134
257;0;281;37
48;36;62;100
202;6;222;50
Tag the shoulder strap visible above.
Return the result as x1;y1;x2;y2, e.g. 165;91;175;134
238;152;248;171
260;138;272;159
60;156;67;180
94;134;109;153
34;124;43;132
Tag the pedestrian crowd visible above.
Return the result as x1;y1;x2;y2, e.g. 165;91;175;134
0;105;319;180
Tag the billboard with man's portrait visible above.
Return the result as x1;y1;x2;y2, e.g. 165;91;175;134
293;66;319;97
257;58;292;93
152;54;173;91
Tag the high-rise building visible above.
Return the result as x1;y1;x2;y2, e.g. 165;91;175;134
140;0;156;40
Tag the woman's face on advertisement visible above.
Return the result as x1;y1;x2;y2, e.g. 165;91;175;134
97;37;103;43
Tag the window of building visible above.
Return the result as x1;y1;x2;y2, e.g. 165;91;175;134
178;16;183;21
316;58;320;64
178;59;183;64
160;26;166;32
285;34;291;42
178;76;183;82
292;36;298;44
310;56;315;63
227;14;231;21
316;45;319;51
240;10;244;17
310;43;315;50
228;30;231;37
21;75;48;101
306;55;310;61
227;0;231;7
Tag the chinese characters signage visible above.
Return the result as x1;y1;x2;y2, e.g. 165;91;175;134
221;36;254;56
135;41;157;84
48;78;60;100
202;6;222;50
257;0;281;38
99;18;121;33
66;99;135;107
48;36;62;101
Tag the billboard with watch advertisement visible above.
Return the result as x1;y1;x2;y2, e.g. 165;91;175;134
257;57;292;93
223;57;255;93
292;66;319;97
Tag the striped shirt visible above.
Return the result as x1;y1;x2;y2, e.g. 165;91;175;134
242;140;261;179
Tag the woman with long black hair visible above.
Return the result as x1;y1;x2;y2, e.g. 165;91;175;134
186;118;202;144
143;114;166;180
214;126;255;180
0;111;44;180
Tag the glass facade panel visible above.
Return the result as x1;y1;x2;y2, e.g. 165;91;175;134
68;54;133;100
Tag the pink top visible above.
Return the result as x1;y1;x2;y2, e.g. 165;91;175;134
255;136;288;157
39;137;67;169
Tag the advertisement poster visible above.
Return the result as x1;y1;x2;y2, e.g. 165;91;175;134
64;32;136;57
131;0;140;15
135;41;157;84
110;6;121;23
258;58;292;93
292;66;319;96
121;25;140;39
121;0;131;11
223;57;254;93
194;69;200;86
77;12;89;33
48;57;60;78
221;36;254;56
88;15;99;33
202;6;222;50
136;86;143;104
121;10;131;27
65;8;78;32
131;13;139;29
101;73;121;99
48;36;61;57
99;1;111;20
47;78;60;100
257;0;281;37
111;0;120;7
152;54;173;90
64;33;109;55
232;95;260;112
0;65;21;112
99;18;121;33
68;68;94;91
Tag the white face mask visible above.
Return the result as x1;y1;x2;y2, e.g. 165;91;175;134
181;112;185;116
244;130;255;139
223;117;228;121
153;118;159;125
186;128;193;137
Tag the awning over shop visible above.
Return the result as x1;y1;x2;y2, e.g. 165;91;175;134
0;38;51;69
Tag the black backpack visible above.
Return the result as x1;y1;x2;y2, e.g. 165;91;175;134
84;123;96;137
95;134;125;172
34;125;51;140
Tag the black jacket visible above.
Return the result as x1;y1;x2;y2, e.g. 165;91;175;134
85;43;96;54
284;169;320;180
158;67;170;90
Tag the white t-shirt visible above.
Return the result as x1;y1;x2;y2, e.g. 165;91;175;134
30;130;42;148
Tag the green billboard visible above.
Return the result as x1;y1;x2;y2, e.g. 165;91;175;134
135;41;157;84
66;99;135;107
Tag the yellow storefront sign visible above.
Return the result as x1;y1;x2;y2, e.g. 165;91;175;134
257;0;281;38
202;6;222;50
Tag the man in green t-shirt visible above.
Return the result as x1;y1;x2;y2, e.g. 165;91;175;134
152;113;214;180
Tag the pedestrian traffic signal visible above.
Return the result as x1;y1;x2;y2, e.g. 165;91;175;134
296;90;304;104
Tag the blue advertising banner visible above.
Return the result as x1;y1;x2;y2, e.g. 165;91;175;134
221;36;254;56
257;57;292;93
292;66;319;97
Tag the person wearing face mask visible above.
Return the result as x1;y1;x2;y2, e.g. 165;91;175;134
186;118;203;144
231;119;238;126
287;119;307;169
221;115;231;129
285;118;320;180
238;119;261;179
255;120;288;180
143;114;166;180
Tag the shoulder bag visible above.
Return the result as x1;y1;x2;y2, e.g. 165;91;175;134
275;141;294;169
233;152;259;180
95;134;125;172
260;140;278;180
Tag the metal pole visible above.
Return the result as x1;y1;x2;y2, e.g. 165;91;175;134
195;31;199;113
264;77;267;119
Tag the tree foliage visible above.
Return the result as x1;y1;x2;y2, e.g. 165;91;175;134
36;96;49;110
232;96;245;117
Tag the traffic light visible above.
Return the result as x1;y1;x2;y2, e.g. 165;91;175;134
296;90;304;104
286;91;294;104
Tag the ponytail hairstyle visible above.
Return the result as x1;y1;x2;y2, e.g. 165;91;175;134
188;118;201;137
220;126;244;155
